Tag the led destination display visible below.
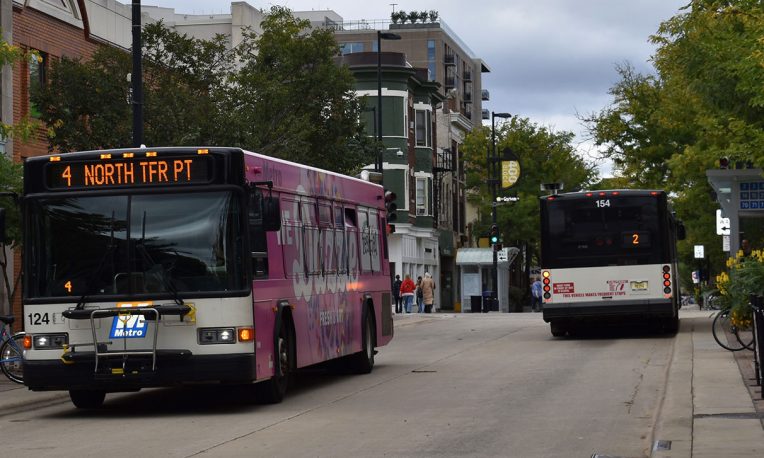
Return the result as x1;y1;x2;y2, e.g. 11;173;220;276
45;155;213;190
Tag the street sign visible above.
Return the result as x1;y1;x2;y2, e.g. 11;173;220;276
497;248;508;262
694;245;705;259
715;209;730;235
722;235;730;252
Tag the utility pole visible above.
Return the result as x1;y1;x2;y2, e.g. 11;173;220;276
132;0;143;147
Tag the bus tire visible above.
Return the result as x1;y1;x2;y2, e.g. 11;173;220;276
665;315;679;334
550;321;566;337
69;390;106;409
348;307;376;374
256;320;293;404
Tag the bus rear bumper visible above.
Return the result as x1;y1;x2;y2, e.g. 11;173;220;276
23;353;256;392
542;299;675;323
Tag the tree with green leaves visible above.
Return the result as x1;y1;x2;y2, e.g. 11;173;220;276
583;0;764;287
1;34;33;314
223;6;372;173
34;7;373;175
461;116;595;270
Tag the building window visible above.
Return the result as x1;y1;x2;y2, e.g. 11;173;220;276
29;52;47;119
427;39;436;81
416;177;430;216
415;109;431;147
340;42;365;55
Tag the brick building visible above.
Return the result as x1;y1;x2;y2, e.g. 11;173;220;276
0;0;131;322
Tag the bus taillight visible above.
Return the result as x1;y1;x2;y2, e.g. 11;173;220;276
542;271;551;300
662;265;672;295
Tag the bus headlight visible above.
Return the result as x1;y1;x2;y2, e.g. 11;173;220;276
198;328;237;344
33;333;68;350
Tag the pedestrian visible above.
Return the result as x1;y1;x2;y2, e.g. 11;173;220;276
531;276;543;312
415;276;424;313
400;274;416;313
392;274;403;314
741;238;752;257
421;272;436;313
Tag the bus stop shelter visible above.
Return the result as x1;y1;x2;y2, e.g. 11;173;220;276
456;247;519;313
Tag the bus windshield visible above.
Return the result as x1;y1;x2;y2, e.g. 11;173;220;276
542;195;668;269
26;190;245;300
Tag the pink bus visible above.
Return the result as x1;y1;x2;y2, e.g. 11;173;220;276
21;147;394;408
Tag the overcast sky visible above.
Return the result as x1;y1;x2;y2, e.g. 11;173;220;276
144;0;688;176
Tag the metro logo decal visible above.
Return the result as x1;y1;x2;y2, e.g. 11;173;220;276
109;302;151;339
607;280;627;292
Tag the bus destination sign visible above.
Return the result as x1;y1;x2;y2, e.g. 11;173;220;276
45;155;213;190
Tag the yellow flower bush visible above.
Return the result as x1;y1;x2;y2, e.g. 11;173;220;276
715;249;764;323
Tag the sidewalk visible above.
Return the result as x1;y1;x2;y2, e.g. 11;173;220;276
653;306;764;457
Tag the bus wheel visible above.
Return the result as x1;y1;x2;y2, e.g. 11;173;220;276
550;321;567;337
664;315;679;334
256;322;292;404
348;309;376;374
69;390;106;409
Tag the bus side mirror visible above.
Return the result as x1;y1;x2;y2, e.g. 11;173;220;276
0;208;5;243
261;197;281;232
677;222;686;241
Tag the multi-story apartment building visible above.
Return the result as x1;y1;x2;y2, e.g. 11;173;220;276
334;15;490;311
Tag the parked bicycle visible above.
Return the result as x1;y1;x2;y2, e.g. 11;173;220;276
712;308;755;352
0;315;24;384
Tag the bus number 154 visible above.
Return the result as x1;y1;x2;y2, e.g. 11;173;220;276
596;199;611;208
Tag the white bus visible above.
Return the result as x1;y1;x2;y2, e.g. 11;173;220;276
539;190;685;337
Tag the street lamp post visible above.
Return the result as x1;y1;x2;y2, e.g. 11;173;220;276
490;111;511;310
377;30;401;172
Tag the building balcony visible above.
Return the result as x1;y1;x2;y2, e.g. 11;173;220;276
445;76;455;88
444;54;456;66
482;109;489;120
463;70;472;81
481;89;490;101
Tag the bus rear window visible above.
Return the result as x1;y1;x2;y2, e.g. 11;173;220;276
542;196;667;268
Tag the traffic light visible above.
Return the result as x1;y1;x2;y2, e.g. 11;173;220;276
384;190;397;226
489;224;499;245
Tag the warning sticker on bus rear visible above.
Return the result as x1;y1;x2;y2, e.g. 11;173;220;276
553;283;574;294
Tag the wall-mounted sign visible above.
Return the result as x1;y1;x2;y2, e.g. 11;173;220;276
739;181;764;210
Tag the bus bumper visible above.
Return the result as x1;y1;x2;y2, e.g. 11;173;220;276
23;353;256;392
542;299;675;323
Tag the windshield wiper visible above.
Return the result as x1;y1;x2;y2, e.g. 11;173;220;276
75;212;116;310
135;211;184;307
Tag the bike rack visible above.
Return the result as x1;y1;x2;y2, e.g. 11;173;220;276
62;305;190;377
751;295;763;396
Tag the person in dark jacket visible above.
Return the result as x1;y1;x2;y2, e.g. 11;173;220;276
392;274;403;314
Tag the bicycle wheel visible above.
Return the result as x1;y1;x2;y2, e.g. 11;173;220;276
712;311;746;351
0;333;25;384
733;318;755;351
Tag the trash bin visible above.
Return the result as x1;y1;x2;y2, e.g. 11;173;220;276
482;290;494;313
470;296;482;313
